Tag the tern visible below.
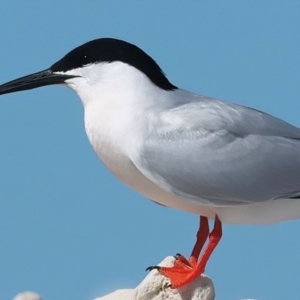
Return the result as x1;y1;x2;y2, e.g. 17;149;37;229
1;38;300;288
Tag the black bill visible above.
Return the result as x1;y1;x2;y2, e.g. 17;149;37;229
0;69;78;96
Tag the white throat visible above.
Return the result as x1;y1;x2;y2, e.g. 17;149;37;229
59;62;169;171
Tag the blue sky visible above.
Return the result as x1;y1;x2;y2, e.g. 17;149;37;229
1;2;300;300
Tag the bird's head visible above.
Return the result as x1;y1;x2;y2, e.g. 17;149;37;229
0;38;177;103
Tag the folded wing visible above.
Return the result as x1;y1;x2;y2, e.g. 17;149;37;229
132;96;300;206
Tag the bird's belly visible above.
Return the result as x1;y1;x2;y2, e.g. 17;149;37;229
92;141;216;218
94;144;300;224
87;131;300;225
215;198;300;224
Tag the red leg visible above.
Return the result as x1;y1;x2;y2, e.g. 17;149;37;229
172;216;209;269
147;215;222;289
189;216;209;267
172;215;222;288
197;215;222;273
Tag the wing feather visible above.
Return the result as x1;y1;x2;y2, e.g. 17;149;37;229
132;95;300;206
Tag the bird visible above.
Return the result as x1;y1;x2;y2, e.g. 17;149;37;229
1;37;300;289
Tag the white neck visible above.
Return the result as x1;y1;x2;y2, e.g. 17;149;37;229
62;62;169;158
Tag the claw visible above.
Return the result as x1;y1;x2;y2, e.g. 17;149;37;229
174;253;182;260
162;282;172;291
173;253;192;268
145;265;161;272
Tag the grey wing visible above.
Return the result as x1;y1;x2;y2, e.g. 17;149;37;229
132;98;300;206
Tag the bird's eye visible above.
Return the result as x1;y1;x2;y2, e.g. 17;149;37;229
81;54;92;66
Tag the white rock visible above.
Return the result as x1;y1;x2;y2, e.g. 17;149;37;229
13;291;42;300
96;256;215;300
